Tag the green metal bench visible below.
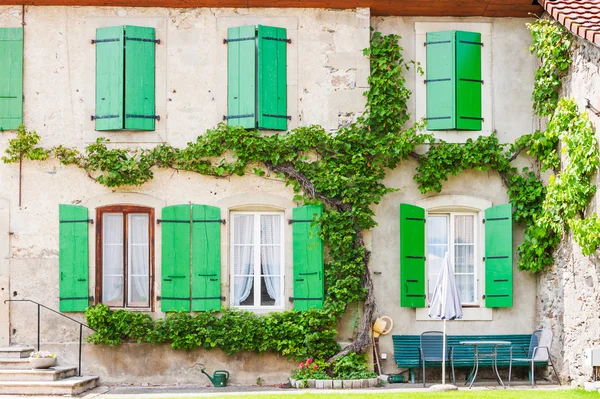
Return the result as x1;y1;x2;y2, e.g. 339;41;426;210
392;334;549;384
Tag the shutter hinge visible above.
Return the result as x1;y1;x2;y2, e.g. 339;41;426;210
223;113;254;120
263;36;292;44
459;40;484;47
91;38;120;44
288;219;316;224
59;219;94;224
424;78;452;84
126;114;160;121
459;116;485;121
424;40;452;46
263;113;292;120
124;36;161;44
459;78;484;84
192;296;226;300
426;116;452;120
289;297;323;302
91;114;119;121
192;219;226;224
157;219;190;224
59;296;93;301
223;37;255;44
0;96;17;99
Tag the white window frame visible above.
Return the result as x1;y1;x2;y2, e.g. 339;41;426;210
230;211;285;311
426;211;478;306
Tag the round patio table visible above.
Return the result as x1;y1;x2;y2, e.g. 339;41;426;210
459;340;511;389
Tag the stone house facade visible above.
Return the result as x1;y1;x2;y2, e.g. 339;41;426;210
0;0;566;386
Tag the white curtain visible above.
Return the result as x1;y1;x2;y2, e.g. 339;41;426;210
454;215;475;303
103;214;123;304
233;214;254;305
261;215;281;306
128;214;149;306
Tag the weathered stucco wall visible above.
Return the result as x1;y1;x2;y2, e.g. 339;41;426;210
537;36;600;386
371;16;538;376
0;5;539;384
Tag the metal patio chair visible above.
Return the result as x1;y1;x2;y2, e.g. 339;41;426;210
508;329;561;386
419;330;455;386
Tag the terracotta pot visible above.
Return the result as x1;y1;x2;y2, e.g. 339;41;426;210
30;357;56;369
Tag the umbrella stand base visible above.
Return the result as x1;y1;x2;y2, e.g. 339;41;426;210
429;384;458;392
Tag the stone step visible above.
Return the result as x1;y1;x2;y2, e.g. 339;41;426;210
0;346;34;359
0;365;77;381
0;375;98;395
0;358;32;370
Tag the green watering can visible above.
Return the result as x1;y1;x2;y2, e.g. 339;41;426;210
201;369;230;387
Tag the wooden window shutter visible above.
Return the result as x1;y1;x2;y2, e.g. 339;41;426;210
191;204;222;312
160;205;191;312
399;203;426;308
94;26;124;131
124;26;157;131
258;25;288;131
426;30;482;131
0;28;23;131
484;203;513;308
292;205;324;311
425;31;456;131
226;26;257;129
456;31;483;130
59;204;90;312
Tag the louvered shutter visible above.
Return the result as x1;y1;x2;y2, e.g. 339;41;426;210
161;205;191;312
484;204;513;308
59;204;90;312
124;26;156;131
400;204;426;308
94;26;124;131
191;204;221;312
425;31;455;131
0;28;22;131
227;26;256;129
292;205;324;311
258;25;288;131
456;31;482;130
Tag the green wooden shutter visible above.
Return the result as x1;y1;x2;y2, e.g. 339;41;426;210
161;205;191;312
124;26;156;131
485;204;513;308
400;204;426;308
59;204;89;312
191;204;221;312
456;31;482;130
292;205;324;311
426;31;455;131
95;26;124;131
258;25;288;131
227;26;256;129
0;28;23;131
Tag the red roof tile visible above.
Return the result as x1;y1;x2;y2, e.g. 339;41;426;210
541;0;600;47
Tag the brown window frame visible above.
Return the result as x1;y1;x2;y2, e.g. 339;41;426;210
96;205;155;310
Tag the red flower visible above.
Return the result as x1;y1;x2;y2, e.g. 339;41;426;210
298;362;304;369
306;358;313;365
313;364;318;369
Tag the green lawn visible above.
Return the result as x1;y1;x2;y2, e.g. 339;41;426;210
156;390;596;399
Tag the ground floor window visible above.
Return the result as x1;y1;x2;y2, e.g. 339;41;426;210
427;212;477;305
96;205;154;308
231;211;284;309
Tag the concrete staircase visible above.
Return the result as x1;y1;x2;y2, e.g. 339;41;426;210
0;346;98;395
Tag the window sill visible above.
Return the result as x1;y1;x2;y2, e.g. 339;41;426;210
232;306;285;314
416;307;492;321
106;306;152;312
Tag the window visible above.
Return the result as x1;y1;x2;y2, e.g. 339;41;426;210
0;28;23;131
425;30;483;131
427;213;477;305
96;205;154;308
92;26;159;131
225;25;289;131
231;212;284;309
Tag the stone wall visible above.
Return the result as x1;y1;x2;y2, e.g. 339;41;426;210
537;36;600;386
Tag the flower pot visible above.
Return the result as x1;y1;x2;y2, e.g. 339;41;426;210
30;357;56;369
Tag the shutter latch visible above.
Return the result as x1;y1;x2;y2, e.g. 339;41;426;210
263;113;291;120
263;36;292;44
126;114;160;121
223;113;254;120
91;115;119;121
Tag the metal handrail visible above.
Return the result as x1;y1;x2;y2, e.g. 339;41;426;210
4;299;95;376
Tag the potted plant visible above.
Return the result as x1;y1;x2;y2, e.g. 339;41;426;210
29;351;56;369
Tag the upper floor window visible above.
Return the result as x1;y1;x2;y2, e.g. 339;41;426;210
225;25;289;131
231;211;284;309
427;212;477;305
92;26;159;131
96;205;154;308
425;30;483;131
0;28;23;131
